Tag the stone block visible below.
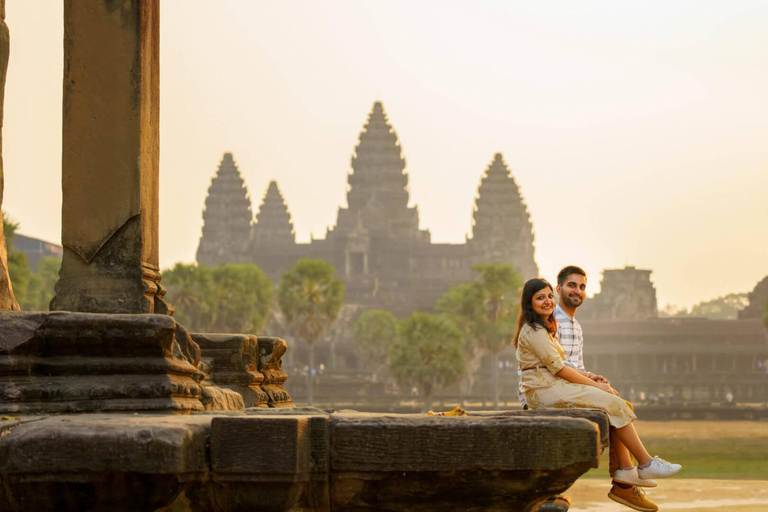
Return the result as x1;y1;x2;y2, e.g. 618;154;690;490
0;414;211;512
0;311;204;413
189;414;330;511
329;412;601;511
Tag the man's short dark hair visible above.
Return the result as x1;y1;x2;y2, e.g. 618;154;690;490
557;265;587;286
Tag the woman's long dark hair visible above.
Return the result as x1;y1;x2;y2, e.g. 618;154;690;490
513;278;557;347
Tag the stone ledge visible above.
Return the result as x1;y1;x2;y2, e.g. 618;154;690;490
0;408;606;512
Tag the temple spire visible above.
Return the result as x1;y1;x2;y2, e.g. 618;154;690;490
332;101;423;240
471;153;538;278
196;152;253;265
253;181;295;246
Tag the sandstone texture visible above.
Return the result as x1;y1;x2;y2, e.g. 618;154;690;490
0;408;607;512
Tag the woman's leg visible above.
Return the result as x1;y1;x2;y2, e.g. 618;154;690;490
614;422;651;466
609;426;634;469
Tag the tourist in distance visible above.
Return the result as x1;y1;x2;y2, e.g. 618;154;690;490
515;276;682;509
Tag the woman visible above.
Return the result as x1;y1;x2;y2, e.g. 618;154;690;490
515;277;681;487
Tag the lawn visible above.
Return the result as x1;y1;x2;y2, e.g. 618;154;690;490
585;420;768;480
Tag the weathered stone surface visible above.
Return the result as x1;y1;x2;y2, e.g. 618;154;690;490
200;385;245;411
0;0;18;312
0;414;211;512
193;333;269;408
258;336;293;407
0;311;204;413
329;412;601;512
51;0;168;314
183;414;330;512
0;409;605;512
473;408;611;450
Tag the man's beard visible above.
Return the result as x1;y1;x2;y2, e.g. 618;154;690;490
560;294;583;309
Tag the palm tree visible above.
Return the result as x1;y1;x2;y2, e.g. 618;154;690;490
278;258;345;405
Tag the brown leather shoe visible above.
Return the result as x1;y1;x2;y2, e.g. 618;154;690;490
608;484;658;512
537;494;572;512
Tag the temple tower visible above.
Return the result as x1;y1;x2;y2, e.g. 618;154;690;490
196;152;253;266
332;101;424;241
580;266;659;320
470;153;538;279
253;181;295;247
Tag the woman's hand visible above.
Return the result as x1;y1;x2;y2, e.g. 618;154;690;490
596;382;619;396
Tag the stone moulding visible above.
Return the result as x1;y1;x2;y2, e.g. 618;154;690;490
0;311;205;413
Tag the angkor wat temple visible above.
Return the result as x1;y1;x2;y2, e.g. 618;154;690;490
194;102;768;406
197;101;538;316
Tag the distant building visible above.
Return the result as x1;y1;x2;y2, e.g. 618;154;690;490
196;101;539;316
582;318;768;403
738;276;768;320
579;266;658;321
13;234;62;271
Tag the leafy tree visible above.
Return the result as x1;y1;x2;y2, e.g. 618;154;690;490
353;308;398;380
435;283;486;399
163;263;218;332
278;258;345;405
20;256;61;311
689;293;749;320
3;213;30;304
660;293;750;320
389;312;466;412
164;262;273;334
211;264;273;333
472;263;521;409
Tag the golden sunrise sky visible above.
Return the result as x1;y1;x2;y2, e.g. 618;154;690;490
3;1;767;308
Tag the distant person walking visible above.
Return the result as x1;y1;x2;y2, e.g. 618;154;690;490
516;275;681;511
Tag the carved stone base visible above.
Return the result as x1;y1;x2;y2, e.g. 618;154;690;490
257;337;293;408
0;311;204;413
193;333;270;408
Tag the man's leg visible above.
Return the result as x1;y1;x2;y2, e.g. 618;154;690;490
608;421;659;512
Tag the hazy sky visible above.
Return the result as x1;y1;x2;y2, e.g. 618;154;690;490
4;1;767;308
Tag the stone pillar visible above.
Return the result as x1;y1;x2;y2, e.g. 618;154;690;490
51;0;169;314
0;0;18;311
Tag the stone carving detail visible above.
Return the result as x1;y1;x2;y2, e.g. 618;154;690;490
258;336;294;407
192;333;269;408
0;0;18;311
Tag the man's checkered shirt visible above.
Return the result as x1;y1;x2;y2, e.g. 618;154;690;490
555;304;585;371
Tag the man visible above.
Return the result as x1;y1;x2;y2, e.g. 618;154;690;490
554;266;658;512
524;266;658;512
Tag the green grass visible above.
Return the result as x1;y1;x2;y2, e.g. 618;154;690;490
584;420;768;480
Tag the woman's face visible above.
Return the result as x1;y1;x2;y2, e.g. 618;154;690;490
531;286;555;319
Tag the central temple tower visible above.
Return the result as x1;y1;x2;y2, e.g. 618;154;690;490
332;102;426;241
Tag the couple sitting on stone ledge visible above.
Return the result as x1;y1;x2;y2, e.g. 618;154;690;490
517;266;681;512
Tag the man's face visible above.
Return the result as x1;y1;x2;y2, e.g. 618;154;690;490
557;273;587;309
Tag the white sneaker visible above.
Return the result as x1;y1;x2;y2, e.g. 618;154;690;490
638;456;682;479
613;467;658;488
